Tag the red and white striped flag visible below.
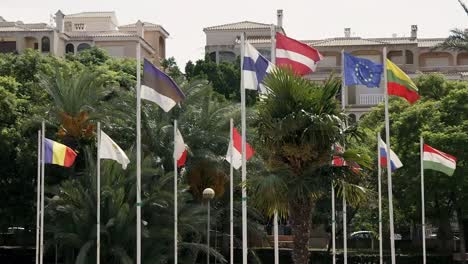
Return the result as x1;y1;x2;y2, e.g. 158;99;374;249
276;32;323;76
225;127;255;170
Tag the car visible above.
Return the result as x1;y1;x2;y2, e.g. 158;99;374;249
349;230;402;240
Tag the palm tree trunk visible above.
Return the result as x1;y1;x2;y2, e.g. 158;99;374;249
290;199;313;264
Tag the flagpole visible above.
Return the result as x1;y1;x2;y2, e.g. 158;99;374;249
331;182;336;264
420;136;426;264
96;122;101;264
343;185;347;264
341;48;348;264
270;23;279;264
36;130;41;264
240;32;248;264
174;119;178;264
378;132;383;264
136;20;143;264
383;46;397;264
229;118;234;264
39;121;45;264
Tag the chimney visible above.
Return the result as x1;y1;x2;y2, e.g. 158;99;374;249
277;9;283;28
411;25;418;39
55;10;64;32
136;20;144;37
344;28;351;38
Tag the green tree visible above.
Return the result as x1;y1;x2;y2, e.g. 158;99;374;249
250;69;370;264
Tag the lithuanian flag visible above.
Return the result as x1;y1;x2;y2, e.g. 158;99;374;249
386;59;420;104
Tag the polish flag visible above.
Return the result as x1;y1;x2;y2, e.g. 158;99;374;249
275;32;323;76
225;127;255;170
174;128;187;167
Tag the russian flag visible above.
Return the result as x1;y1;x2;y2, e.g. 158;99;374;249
378;137;403;172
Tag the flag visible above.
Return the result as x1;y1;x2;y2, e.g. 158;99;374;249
141;59;185;112
386;59;420;104
174;128;187;167
243;42;274;93
99;130;130;169
344;52;383;88
332;143;346;167
423;144;457;176
378;137;403;172
44;138;77;167
275;32;323;76
225;127;254;170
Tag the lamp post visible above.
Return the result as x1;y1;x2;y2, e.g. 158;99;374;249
203;188;215;264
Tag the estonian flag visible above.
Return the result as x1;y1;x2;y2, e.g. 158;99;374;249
141;59;185;112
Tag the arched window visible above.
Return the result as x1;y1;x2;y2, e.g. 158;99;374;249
77;43;91;52
41;37;50;52
159;36;165;60
405;50;414;64
65;43;74;54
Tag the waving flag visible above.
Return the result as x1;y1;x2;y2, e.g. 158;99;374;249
99;130;130;169
243;42;274;93
344;53;383;88
423;144;457;176
386;59;420;104
44;139;77;167
225;127;254;170
275;32;323;76
174;128;187;167
378;137;403;172
141;59;185;112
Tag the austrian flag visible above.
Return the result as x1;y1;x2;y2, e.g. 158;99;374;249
275;32;323;76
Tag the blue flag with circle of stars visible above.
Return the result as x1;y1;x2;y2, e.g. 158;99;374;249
344;52;383;88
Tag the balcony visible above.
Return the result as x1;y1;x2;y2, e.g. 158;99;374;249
358;94;384;105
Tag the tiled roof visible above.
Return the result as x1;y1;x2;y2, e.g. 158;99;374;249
246;36;271;44
305;37;386;47
66;12;116;18
118;21;169;36
65;31;138;38
0;21;52;32
204;21;272;31
0;16;5;22
416;38;445;48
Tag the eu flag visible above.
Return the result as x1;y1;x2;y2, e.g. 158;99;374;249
344;52;383;88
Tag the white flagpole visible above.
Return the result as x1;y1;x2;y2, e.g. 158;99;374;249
97;122;101;264
36;130;41;264
240;32;248;264
378;133;383;264
136;20;143;264
270;23;280;264
174;120;178;264
39;121;45;264
331;182;336;264
343;187;347;264
383;46;397;264
229;118;234;264
340;48;348;264
420;136;426;264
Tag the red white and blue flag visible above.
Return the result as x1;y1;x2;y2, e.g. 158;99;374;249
275;32;323;76
378;137;403;172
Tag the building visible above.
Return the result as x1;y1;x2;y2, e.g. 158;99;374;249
0;10;169;65
204;10;468;121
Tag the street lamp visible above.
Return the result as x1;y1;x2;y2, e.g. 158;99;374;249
203;188;215;264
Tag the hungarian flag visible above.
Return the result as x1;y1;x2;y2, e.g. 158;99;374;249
225;127;254;170
423;144;457;176
141;59;185;112
275;32;323;76
386;59;420;104
174;128;187;167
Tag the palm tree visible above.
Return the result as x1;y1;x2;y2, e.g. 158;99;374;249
435;1;468;52
250;69;370;264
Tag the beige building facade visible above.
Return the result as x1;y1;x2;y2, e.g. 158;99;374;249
0;10;169;65
204;11;468;121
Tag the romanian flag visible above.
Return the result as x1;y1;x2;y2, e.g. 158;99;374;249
44;138;77;167
386;59;420;104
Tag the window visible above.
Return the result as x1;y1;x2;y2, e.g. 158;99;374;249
74;23;85;31
405;50;414;64
65;43;74;54
41;37;50;52
77;43;91;52
34;43;38;50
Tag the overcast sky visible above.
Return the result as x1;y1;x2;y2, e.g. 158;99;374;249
1;0;466;68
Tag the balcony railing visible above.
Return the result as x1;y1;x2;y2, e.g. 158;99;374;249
359;94;384;105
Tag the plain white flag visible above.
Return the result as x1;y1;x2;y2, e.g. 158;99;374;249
100;130;130;169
